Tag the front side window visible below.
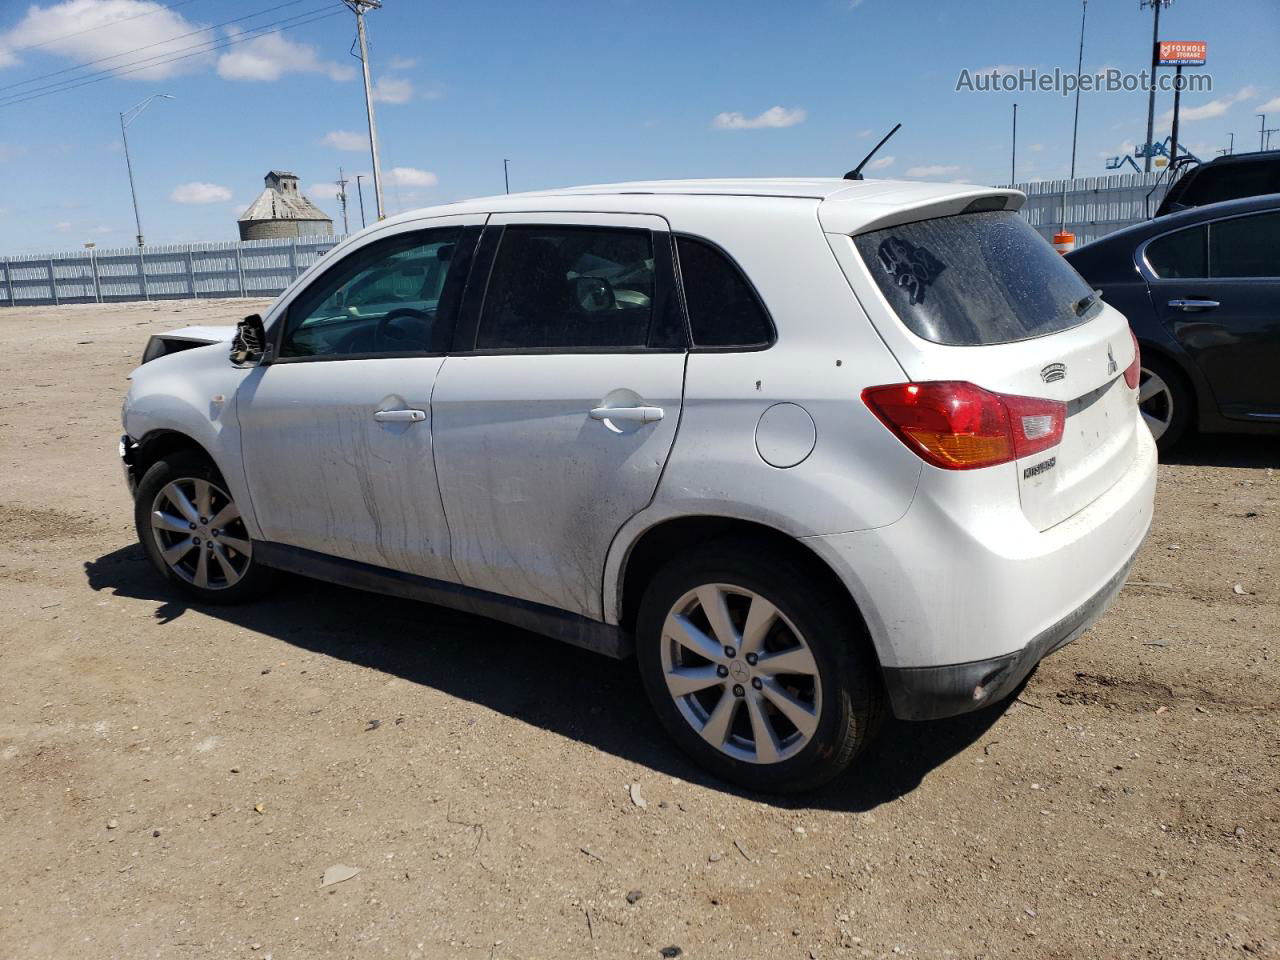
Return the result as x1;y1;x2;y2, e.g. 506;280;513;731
1146;225;1208;279
475;226;655;350
676;236;772;348
1209;211;1280;278
279;227;462;358
853;211;1096;346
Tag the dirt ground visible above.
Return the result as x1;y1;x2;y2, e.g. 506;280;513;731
0;298;1276;960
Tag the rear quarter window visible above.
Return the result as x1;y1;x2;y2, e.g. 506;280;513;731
853;210;1097;346
675;236;773;348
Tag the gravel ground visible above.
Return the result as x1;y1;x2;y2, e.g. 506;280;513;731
0;299;1277;960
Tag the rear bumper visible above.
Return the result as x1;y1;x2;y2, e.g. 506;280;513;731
804;412;1157;718
880;544;1136;720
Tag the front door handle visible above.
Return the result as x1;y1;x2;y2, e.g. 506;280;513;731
589;405;664;424
373;408;426;423
1168;298;1220;311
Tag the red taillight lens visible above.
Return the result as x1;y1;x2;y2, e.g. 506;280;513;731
862;381;1065;470
1123;329;1141;390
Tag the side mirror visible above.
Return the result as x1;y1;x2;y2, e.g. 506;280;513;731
572;276;615;314
231;313;270;366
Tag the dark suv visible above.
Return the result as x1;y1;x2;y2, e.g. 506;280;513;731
1155;151;1280;218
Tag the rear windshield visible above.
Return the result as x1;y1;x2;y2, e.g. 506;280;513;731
853;210;1096;346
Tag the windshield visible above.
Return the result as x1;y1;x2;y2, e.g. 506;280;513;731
853;210;1098;346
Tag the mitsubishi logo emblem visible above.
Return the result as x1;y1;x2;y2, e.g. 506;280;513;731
1106;344;1118;376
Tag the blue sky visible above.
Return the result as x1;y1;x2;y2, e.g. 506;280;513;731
0;0;1277;254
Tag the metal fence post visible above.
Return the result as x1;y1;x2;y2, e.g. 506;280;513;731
290;236;300;281
186;246;199;300
235;242;246;296
138;248;149;301
1;257;10;307
49;258;59;306
90;249;102;303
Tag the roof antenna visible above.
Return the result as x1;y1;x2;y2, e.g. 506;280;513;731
844;123;902;180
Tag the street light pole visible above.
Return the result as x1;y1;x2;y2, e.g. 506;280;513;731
119;93;174;248
345;0;385;221
1140;0;1172;173
355;175;367;228
504;158;510;194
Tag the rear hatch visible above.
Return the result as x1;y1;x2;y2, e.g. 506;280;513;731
836;207;1139;531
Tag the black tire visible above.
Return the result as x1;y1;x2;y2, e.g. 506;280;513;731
636;541;883;793
1139;351;1193;451
133;449;272;604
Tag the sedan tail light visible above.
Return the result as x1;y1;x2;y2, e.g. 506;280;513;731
1123;329;1141;390
862;381;1066;470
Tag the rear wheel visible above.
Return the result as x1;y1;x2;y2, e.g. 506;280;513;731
636;542;882;793
134;450;272;604
1138;352;1192;450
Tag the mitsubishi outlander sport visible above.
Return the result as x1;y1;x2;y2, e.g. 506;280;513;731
120;178;1156;792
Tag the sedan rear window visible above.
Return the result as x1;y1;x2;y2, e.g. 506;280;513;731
853;210;1097;346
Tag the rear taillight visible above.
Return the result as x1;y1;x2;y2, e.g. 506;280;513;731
862;381;1066;470
1123;329;1141;390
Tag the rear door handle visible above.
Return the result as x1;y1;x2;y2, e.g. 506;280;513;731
1168;299;1220;311
373;408;426;423
589;405;664;424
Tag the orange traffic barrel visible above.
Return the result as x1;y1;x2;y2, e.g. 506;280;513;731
1053;230;1076;255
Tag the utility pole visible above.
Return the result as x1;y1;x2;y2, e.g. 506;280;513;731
1011;103;1017;185
1140;0;1173;173
336;167;350;234
1226;132;1234;155
1259;115;1270;152
345;0;385;220
119;93;174;248
355;175;367;228
504;158;510;194
1069;0;1088;180
1169;65;1183;164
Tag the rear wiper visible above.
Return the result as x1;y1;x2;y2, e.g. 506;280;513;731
1073;289;1102;316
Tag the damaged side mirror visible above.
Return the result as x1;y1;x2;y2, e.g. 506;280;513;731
231;313;271;366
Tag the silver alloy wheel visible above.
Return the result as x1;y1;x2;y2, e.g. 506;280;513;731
1138;365;1174;440
660;583;821;764
149;477;252;590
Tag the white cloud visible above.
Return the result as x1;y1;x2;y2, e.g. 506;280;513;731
0;0;211;79
1255;95;1280;113
372;75;414;104
385;167;437;187
307;183;342;199
1162;85;1258;124
1098;138;1136;161
170;182;232;204
387;55;419;70
868;155;894;171
711;106;806;130
216;28;353;82
321;129;368;151
855;128;874;138
905;164;963;179
54;220;72;231
1029;143;1045;152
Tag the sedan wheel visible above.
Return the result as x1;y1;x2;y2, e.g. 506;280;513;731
1138;365;1174;441
149;477;252;590
660;583;822;765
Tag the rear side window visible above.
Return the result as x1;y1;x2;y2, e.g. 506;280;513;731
1209;211;1280;278
675;236;772;347
475;225;655;350
1180;163;1280;207
853;211;1095;346
1146;225;1208;278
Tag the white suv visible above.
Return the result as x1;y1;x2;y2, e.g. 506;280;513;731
121;179;1157;792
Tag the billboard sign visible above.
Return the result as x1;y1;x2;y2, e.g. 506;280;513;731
1158;41;1207;66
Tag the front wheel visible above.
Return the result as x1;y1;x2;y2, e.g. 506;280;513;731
636;543;882;793
134;450;272;604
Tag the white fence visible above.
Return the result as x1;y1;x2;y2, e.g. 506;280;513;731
0;234;345;308
1;173;1179;307
1011;172;1170;247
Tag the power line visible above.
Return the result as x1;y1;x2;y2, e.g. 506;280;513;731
0;0;316;94
5;0;206;54
0;9;345;109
